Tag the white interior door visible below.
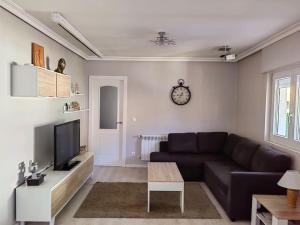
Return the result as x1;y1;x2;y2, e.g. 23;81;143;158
90;76;126;166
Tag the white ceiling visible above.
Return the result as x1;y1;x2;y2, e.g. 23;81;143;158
11;0;300;59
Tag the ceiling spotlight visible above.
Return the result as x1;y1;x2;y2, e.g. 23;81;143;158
150;32;176;46
225;54;236;61
219;45;236;61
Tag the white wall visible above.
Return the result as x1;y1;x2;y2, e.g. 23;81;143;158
85;61;238;164
0;9;88;225
236;31;300;170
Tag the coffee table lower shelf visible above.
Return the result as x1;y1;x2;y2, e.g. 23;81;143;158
147;181;184;213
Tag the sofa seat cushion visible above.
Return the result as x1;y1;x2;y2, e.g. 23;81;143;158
251;146;291;172
150;152;227;167
223;134;244;157
197;132;228;153
232;139;259;169
204;160;247;193
168;133;198;153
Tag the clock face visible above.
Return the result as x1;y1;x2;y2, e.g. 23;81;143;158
171;86;191;105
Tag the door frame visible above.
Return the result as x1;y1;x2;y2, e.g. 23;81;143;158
89;75;128;166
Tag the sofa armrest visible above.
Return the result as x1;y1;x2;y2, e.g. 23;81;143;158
160;141;168;152
227;171;284;220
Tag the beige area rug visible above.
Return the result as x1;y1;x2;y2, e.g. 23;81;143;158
74;182;221;219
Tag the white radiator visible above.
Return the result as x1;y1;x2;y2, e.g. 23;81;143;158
140;135;168;161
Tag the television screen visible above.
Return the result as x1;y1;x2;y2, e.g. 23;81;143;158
54;120;80;170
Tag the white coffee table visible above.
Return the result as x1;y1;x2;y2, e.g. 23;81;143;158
147;162;184;213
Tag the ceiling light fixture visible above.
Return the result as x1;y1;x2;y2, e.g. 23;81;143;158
219;45;236;61
51;12;103;58
150;32;176;46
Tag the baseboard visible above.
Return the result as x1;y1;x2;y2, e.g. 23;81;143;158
125;163;147;168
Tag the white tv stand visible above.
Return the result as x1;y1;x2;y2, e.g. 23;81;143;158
16;152;94;225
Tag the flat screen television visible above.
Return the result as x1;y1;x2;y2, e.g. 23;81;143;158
54;120;80;170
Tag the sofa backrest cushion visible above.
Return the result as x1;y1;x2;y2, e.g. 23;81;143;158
168;133;197;153
223;134;243;156
231;139;259;169
251;146;291;172
197;132;228;153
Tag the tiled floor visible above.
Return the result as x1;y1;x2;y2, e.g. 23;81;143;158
28;166;250;225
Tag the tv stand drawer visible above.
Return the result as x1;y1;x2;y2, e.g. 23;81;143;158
51;155;94;216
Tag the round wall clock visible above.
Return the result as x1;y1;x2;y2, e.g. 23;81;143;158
171;79;191;105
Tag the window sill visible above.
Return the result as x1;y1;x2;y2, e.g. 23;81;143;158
264;140;300;154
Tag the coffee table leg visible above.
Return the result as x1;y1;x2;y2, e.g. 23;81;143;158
272;216;288;225
147;189;150;212
180;190;184;213
251;196;260;225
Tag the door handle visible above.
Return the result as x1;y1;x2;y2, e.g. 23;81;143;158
116;121;123;124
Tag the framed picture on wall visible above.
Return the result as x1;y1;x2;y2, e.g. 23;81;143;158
32;42;45;68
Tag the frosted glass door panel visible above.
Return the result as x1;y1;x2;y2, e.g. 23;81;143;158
100;86;118;129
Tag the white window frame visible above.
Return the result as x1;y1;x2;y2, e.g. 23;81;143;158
266;67;300;151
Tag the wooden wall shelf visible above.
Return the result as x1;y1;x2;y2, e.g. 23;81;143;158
71;93;85;97
63;109;90;114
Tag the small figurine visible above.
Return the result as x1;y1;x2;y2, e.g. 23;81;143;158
27;160;45;186
54;58;66;74
71;82;75;94
71;101;80;110
75;82;80;94
28;160;39;179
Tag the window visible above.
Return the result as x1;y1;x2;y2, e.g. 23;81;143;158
294;75;300;141
272;77;290;138
268;68;300;150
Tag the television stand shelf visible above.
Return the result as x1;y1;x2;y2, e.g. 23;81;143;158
16;152;94;225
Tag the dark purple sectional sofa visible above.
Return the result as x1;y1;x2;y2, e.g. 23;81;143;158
150;132;291;221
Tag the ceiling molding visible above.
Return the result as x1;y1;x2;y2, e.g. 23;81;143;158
0;0;91;59
236;22;300;61
1;0;300;63
51;12;104;58
87;56;226;62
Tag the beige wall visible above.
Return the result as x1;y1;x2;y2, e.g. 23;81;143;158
85;61;238;164
236;51;266;142
0;9;88;225
262;31;300;73
2;6;300;225
236;32;300;170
